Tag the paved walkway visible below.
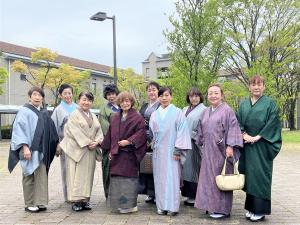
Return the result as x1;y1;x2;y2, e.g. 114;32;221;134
0;140;299;225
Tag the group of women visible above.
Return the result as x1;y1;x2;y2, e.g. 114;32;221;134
11;75;281;222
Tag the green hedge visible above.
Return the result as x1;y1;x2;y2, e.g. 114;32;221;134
0;125;12;139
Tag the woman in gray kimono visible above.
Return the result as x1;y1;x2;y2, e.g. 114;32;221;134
60;91;103;212
51;84;77;201
181;87;206;206
139;81;160;203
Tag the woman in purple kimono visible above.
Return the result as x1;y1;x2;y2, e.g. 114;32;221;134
101;92;147;214
195;84;243;219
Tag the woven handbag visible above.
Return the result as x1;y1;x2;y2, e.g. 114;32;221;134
216;157;245;191
140;152;153;174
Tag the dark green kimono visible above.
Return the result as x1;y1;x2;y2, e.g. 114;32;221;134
99;104;115;198
237;96;282;208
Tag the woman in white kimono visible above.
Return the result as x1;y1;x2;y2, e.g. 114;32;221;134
149;87;192;216
51;84;77;201
60;91;103;212
181;87;206;206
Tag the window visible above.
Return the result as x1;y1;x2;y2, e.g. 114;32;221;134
91;82;96;94
20;74;27;81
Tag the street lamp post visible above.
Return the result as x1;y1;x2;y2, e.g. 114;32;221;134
90;12;117;86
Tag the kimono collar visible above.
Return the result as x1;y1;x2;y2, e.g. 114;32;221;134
78;108;93;128
60;100;77;114
108;102;120;112
158;104;172;119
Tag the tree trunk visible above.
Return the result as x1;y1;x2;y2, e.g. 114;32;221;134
287;99;296;130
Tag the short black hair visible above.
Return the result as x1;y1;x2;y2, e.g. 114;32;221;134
103;84;119;99
146;81;160;91
186;87;204;104
158;86;172;96
58;84;73;95
28;86;45;98
78;91;94;102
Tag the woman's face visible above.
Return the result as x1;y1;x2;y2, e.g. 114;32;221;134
189;94;201;107
106;92;117;104
120;98;132;112
147;85;159;102
29;91;43;107
78;95;93;112
249;81;265;98
159;91;172;108
207;86;223;107
60;88;73;104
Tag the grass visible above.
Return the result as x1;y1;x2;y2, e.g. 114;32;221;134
282;130;300;144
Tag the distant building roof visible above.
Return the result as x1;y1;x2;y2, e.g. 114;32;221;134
142;52;171;63
0;41;111;74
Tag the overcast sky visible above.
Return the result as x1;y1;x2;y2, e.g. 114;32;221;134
0;0;176;73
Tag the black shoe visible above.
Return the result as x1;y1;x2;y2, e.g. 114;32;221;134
25;206;39;213
145;196;155;203
183;200;194;207
82;202;92;210
37;205;47;211
72;203;83;212
167;211;178;216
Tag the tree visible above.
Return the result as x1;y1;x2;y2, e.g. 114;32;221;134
11;48;91;105
163;0;227;107
0;67;8;95
47;64;90;105
117;68;146;109
221;0;300;129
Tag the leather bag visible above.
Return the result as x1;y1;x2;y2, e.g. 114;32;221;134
216;157;245;191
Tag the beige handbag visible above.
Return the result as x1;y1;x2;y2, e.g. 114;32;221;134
216;157;245;191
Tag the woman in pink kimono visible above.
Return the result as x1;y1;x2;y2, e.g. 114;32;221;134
195;84;243;219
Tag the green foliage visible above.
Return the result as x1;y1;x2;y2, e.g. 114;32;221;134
116;68;147;109
0;67;8;95
163;0;228;108
222;80;248;111
11;48;91;105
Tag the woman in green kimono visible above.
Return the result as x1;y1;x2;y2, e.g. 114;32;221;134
237;75;282;222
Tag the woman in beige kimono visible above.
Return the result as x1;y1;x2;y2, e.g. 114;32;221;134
60;91;103;212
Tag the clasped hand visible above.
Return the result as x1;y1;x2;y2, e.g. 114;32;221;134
243;133;261;144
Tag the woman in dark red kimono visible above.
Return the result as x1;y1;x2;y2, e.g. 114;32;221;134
101;91;147;214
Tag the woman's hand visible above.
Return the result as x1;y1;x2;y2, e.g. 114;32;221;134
23;145;31;160
173;155;181;161
118;140;131;147
88;141;98;150
55;144;62;157
243;133;261;144
225;146;234;157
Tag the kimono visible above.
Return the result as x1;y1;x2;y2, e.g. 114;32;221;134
51;100;77;200
99;102;120;198
194;103;243;215
8;103;58;207
149;104;192;213
138;101;160;197
60;108;103;202
101;108;147;210
181;103;206;199
237;96;282;215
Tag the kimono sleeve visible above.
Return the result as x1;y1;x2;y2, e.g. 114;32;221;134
175;111;192;151
101;124;111;151
11;110;34;151
258;100;282;159
127;116;147;150
225;107;243;148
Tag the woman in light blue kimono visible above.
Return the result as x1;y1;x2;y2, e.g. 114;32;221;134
181;87;206;206
51;84;77;201
149;87;192;216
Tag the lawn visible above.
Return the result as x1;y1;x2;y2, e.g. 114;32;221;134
282;130;300;144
